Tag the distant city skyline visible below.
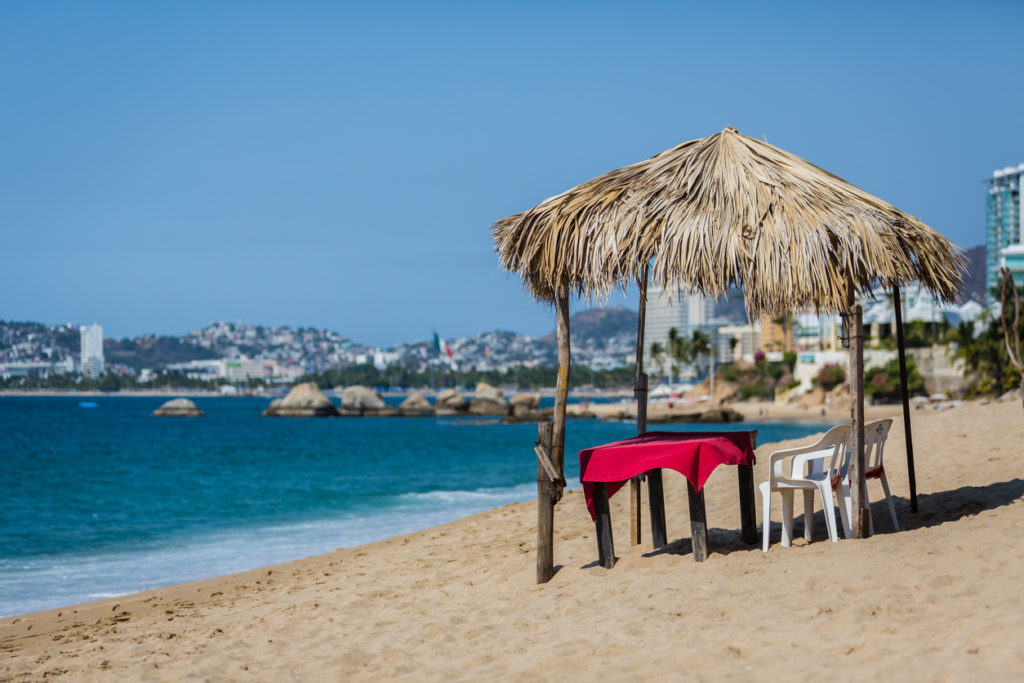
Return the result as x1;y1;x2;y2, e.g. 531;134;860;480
2;2;1022;346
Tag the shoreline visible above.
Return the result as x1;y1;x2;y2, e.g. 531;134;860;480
3;398;1021;678
1;389;909;418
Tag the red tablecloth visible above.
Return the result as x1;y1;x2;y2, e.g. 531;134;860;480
579;431;756;520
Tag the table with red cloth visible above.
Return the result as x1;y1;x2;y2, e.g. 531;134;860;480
579;430;759;565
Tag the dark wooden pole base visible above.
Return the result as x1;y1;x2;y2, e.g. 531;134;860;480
647;469;667;549
737;464;757;545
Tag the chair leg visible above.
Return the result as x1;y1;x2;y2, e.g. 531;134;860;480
865;487;874;537
802;490;814;541
818;484;838;542
760;484;772;552
781;490;794;548
836;483;852;539
880;474;900;531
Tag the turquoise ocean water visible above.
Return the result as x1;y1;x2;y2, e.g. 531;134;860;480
0;396;830;617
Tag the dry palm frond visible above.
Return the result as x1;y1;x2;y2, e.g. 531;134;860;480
492;126;964;317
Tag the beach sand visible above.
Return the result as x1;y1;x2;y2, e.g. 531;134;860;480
3;399;1023;680
569;396;902;423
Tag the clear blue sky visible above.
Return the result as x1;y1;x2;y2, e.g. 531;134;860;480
2;1;1022;346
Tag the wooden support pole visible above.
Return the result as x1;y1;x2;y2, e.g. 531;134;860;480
631;267;649;546
536;422;555;584
892;284;918;514
552;294;571;502
687;481;708;562
647;469;667;549
847;277;869;538
593;483;615;569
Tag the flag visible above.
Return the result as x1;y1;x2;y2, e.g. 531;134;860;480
433;332;453;359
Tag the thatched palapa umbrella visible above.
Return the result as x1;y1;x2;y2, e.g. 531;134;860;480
493;126;963;580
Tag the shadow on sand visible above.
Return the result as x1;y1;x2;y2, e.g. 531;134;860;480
594;478;1024;563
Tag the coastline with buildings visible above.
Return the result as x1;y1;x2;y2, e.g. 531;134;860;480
0;280;989;403
987;163;1024;299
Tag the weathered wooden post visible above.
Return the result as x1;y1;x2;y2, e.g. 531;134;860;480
535;291;571;583
892;284;918;513
847;277;869;538
535;422;563;583
552;293;571;492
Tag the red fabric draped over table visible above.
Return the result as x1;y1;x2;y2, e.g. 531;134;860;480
579;431;756;520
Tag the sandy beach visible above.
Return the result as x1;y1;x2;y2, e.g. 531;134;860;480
2;398;1023;680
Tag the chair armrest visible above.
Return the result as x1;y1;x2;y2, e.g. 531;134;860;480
790;448;834;479
767;446;822;483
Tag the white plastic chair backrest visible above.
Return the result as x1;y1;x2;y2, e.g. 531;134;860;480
799;424;851;481
838;418;894;479
863;418;893;472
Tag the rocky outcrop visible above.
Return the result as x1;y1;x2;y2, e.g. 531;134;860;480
694;407;744;423
434;388;469;416
683;378;738;404
827;383;851;408
508;392;542;421
341;385;386;411
152;398;204;417
468;383;509;416
339;385;397;417
794;386;826;408
399;391;435;417
605;405;743;424
262;382;339;417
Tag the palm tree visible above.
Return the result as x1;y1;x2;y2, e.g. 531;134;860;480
946;320;979;370
667;327;692;385
649;341;667;383
690;330;711;379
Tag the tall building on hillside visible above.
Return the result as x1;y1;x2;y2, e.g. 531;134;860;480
80;323;104;378
987;164;1024;301
642;285;715;379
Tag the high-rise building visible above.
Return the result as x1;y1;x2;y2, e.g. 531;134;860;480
987;164;1024;302
80;323;104;378
642;285;715;379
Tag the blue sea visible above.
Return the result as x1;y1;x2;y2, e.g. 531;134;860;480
0;396;830;617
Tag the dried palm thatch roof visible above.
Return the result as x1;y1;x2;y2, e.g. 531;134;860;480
493;126;964;317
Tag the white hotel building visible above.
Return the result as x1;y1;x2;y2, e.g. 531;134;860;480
79;323;104;378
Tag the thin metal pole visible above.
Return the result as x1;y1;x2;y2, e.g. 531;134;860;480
892;284;918;513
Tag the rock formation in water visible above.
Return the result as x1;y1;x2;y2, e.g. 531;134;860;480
399;391;435;417
152;398;205;417
508;392;542;421
340;385;397;417
262;382;339;417
434;388;469;416
468;382;509;417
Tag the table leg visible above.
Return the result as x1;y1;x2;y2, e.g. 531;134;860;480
687;480;708;562
737;464;758;545
646;469;667;549
629;477;642;546
593;482;615;569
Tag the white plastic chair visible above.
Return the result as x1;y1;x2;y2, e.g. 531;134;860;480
759;425;851;551
834;418;899;537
